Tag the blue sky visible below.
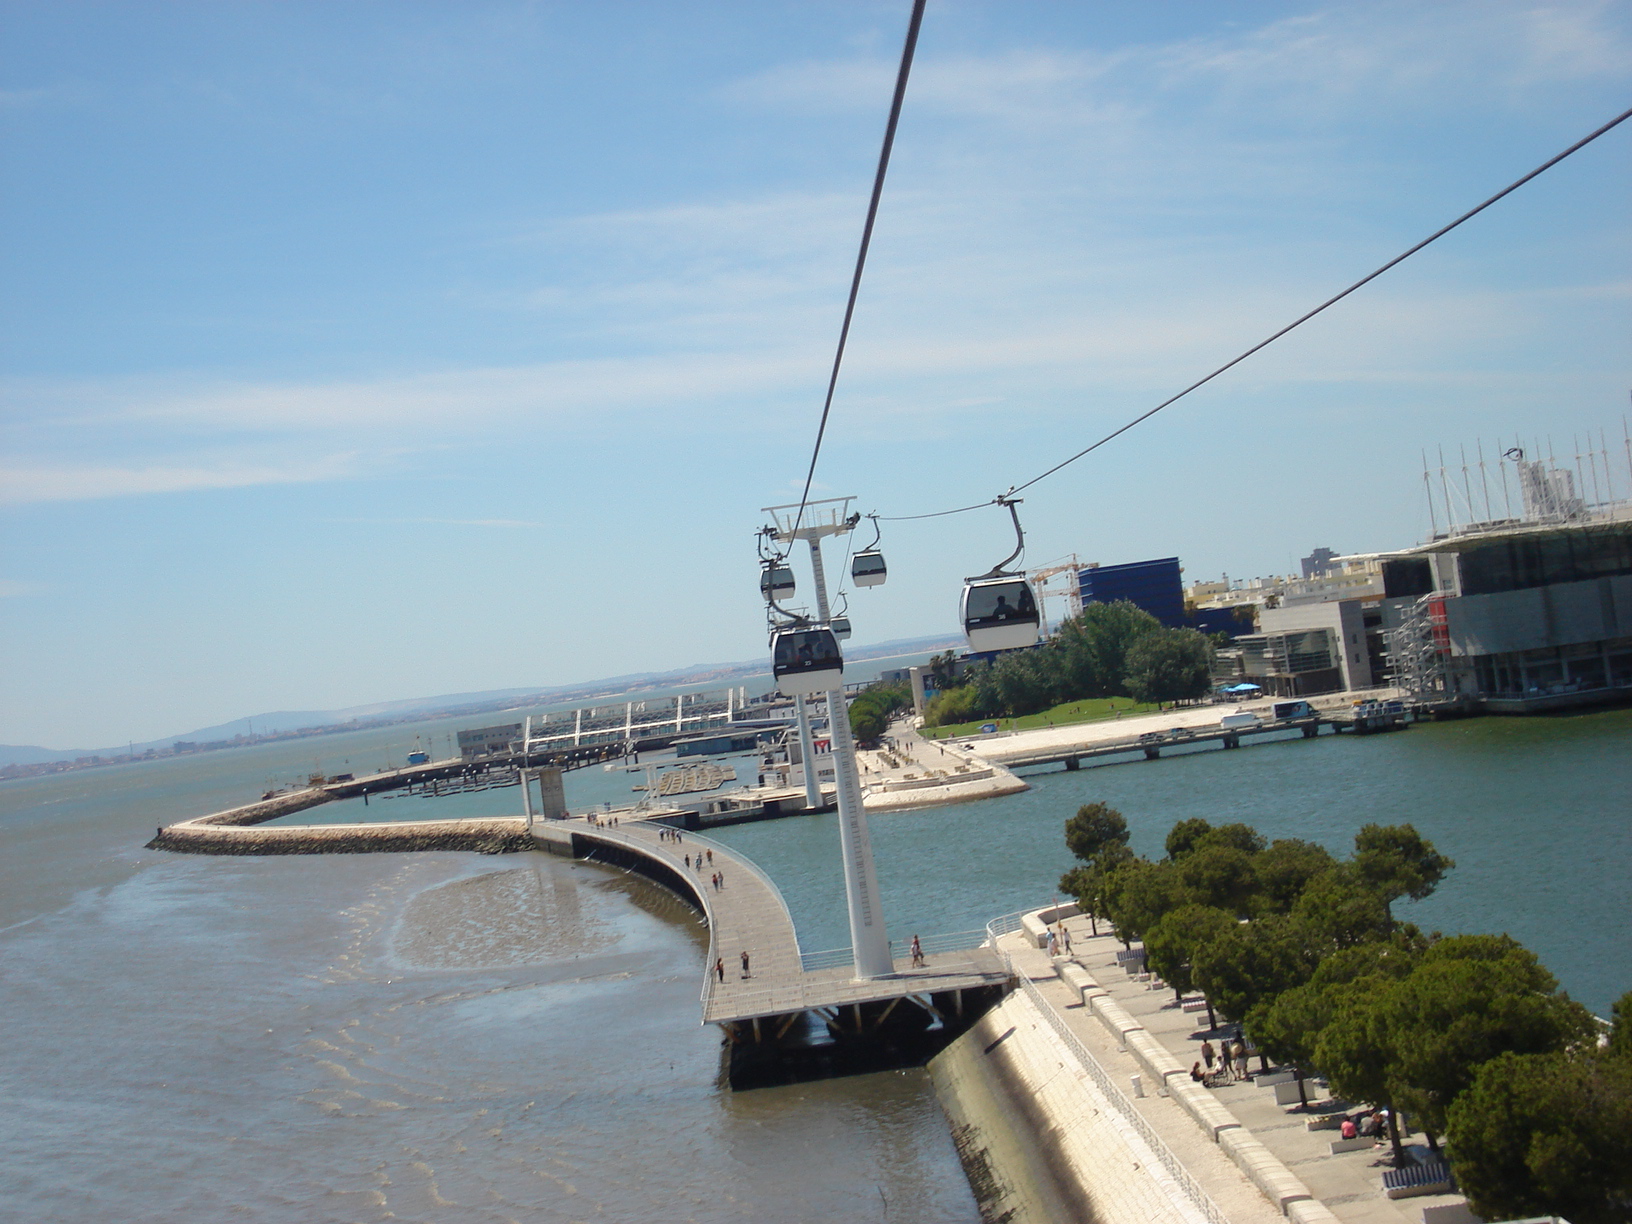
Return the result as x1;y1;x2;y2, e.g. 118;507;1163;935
2;0;1629;748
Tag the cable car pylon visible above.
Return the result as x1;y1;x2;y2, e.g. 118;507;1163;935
760;497;893;981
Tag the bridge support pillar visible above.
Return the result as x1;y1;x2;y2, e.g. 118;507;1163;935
1063;757;1079;771
1143;747;1160;761
1222;735;1239;749
1302;722;1319;739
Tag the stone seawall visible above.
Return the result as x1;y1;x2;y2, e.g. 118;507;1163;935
148;815;532;856
191;788;336;826
931;990;1221;1224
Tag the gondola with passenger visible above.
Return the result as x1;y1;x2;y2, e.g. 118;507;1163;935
961;496;1040;652
771;625;845;696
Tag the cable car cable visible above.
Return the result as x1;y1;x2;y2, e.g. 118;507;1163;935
781;0;927;553
875;102;1632;524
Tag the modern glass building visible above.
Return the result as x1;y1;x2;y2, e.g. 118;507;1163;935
1077;556;1186;627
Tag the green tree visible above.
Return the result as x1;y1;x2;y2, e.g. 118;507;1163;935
1448;1050;1632;1224
1125;627;1215;705
1055;600;1162;698
849;702;886;742
1064;802;1130;863
922;685;978;728
1192;913;1314;1025
1144;903;1236;1018
1353;823;1455;907
1290;867;1394;950
1196;822;1268;856
1060;842;1134;938
1050;616;1099;698
1610;990;1632;1061
1177;844;1259;917
1383;934;1598;1142
1102;858;1190;945
1252;839;1338;915
988;647;1060;716
1251;935;1426;1125
1164;818;1213;860
1313;982;1412;1160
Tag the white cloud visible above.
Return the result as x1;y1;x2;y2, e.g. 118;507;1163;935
0;452;365;506
325;517;546;528
5;2;1625;510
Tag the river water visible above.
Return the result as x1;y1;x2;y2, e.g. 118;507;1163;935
2;705;1628;1221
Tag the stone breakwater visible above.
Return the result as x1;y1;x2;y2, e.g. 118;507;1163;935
146;788;533;856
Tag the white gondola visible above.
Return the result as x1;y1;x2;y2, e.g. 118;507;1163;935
961;577;1040;651
960;496;1040;651
760;562;796;602
771;627;844;696
851;550;887;588
830;616;852;640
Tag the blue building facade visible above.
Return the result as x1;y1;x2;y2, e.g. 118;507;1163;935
1078;556;1186;628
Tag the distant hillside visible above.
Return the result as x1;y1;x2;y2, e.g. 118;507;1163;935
1;634;959;766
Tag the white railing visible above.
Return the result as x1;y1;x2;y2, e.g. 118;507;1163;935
985;913;1231;1224
798;929;989;972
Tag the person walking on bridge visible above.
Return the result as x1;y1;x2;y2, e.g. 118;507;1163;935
714;957;724;982
740;950;751;979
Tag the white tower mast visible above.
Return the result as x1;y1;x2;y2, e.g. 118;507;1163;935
764;498;893;980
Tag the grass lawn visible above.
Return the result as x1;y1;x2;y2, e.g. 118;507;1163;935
921;696;1164;739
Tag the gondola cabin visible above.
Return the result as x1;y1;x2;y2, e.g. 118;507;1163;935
851;550;887;587
760;563;796;603
961;577;1039;652
830;616;852;640
771;627;844;696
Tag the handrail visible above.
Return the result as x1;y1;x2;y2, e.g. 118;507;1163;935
986;913;1231;1224
704;952;1002;1019
799;928;988;971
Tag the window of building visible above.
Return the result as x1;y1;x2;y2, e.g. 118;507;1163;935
1455;526;1632;596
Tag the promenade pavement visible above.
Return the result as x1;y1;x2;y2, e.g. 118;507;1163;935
1033;915;1469;1224
997;927;1288;1224
857;724;1030;811
549;815;1009;1028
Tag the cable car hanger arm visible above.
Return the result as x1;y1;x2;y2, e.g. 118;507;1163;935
973;495;1026;579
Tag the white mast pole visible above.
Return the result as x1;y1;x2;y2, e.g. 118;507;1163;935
793;695;822;811
806;531;892;980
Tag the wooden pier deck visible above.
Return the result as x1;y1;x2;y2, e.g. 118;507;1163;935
533;815;1012;1081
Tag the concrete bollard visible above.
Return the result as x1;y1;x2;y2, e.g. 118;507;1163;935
1131;1074;1145;1098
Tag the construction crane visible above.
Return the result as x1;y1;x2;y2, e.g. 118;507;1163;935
1027;555;1091;632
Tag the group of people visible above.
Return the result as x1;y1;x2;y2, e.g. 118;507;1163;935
1046;923;1073;957
658;827;684;844
712;950;753;982
679;848;725;890
1340;1108;1389;1141
1191;1036;1250;1087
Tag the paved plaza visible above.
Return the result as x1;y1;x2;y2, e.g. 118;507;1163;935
1010;915;1471;1224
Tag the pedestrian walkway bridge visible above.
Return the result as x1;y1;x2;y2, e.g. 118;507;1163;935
533;815;1012;1086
